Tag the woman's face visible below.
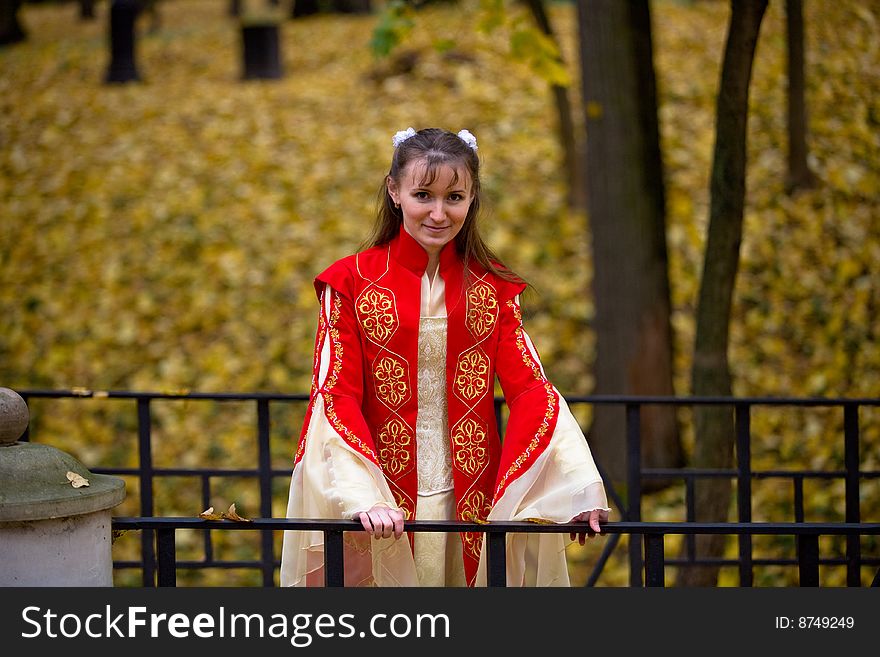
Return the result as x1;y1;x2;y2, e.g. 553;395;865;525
387;159;473;259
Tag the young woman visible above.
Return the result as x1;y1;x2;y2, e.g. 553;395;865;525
280;127;609;587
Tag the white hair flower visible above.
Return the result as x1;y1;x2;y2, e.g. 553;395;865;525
457;129;478;151
392;127;417;148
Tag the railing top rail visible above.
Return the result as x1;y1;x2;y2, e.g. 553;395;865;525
16;388;880;406
111;517;880;535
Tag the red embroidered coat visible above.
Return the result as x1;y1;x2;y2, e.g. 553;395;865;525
293;228;563;585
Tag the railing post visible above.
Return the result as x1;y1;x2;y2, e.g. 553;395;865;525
797;534;819;586
626;403;642;586
844;403;861;586
324;529;345;587
256;399;275;586
644;533;665;587
486;531;507;587
137;397;156;586
156;527;177;587
735;403;753;586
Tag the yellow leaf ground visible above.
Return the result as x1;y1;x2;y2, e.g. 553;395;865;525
1;0;877;586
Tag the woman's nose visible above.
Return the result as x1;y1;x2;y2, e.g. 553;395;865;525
429;199;445;220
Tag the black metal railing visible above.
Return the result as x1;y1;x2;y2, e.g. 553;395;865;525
111;517;880;587
15;389;880;586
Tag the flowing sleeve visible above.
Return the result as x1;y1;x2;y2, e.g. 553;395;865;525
477;293;610;586
279;283;418;587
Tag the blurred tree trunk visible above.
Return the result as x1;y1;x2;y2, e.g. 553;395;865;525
523;0;583;210
785;0;817;193
577;0;682;490
676;0;768;587
79;0;96;20
0;0;27;46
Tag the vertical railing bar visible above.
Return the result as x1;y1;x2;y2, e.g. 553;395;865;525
487;531;507;587
202;473;213;563
257;398;275;586
794;474;805;523
644;533;665;587
137;396;156;587
685;474;696;561
735;403;753;586
797;534;820;587
843;403;861;586
626;402;642;587
324;529;345;587
156;527;177;587
494;397;504;436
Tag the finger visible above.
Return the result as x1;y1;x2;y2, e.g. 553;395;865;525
359;511;373;534
365;512;383;539
375;511;393;539
392;511;405;539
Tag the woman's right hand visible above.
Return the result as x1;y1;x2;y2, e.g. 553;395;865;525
358;504;406;540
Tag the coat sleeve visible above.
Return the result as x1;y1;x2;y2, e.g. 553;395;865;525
493;292;610;517
281;283;418;587
478;292;610;586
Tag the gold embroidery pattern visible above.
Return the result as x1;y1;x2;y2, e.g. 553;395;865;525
493;300;558;502
392;489;414;521
378;417;413;476
466;282;499;339
356;286;398;345
322;291;378;462
454;348;490;402
451;417;488;476
374;355;410;409
459;490;492;560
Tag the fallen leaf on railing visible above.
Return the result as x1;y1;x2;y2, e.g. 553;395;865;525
224;503;252;522
471;517;490;525
66;471;90;488
524;517;556;525
198;503;252;522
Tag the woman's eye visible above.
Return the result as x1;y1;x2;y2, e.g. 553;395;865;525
414;191;429;200
449;194;463;202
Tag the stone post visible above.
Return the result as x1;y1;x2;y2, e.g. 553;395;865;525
0;388;126;586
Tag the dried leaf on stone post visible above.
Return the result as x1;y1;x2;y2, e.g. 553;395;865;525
66;471;90;488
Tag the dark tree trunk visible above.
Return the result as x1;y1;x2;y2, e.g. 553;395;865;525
291;0;320;18
0;0;27;46
676;0;768;587
80;0;96;20
578;0;682;489
524;0;583;210
241;22;283;80
104;0;142;83
785;0;817;193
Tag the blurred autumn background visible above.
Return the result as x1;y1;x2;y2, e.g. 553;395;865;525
1;0;878;587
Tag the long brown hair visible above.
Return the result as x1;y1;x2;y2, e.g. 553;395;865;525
362;127;525;285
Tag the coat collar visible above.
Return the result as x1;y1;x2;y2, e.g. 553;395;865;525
391;225;461;277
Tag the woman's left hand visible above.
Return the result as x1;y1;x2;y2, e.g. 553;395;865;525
569;509;608;545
